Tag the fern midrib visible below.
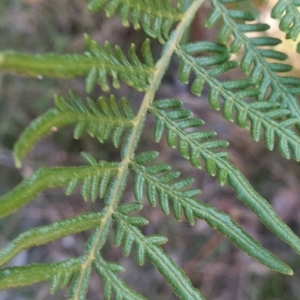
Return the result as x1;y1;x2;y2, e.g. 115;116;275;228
211;0;300;120
0;52;153;78
70;1;206;298
177;49;300;148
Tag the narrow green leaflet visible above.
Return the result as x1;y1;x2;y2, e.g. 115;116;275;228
0;212;103;267
87;0;183;43
271;0;300;51
0;154;118;217
14;92;134;167
176;46;300;161
0;258;83;291
149;99;300;255
113;211;205;300
0;37;154;93
131;158;292;275
84;36;155;92
206;0;300;121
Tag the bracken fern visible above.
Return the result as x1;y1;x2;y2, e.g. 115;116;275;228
1;0;300;299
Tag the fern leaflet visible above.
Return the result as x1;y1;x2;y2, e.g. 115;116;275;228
94;253;146;299
87;0;183;43
0;36;154;93
131;154;292;274
0;212;103;267
0;153;118;217
0;258;82;291
14;92;135;167
176;43;300;161
206;0;300;121
271;0;300;51
113;210;205;299
149;99;300;255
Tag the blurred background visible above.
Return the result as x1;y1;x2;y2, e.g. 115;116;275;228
0;0;300;299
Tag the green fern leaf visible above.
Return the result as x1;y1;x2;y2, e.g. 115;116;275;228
206;0;300;122
0;258;82;291
13;92;134;167
113;213;150;256
271;0;300;51
0;154;118;217
176;45;300;161
0;37;154;93
149;99;300;255
94;254;146;300
3;0;300;298
0;212;103;267
115;202;143;215
87;0;182;43
131;159;293;274
113;211;205;299
84;35;154;91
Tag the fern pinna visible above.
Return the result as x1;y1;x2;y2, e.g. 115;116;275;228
1;0;300;299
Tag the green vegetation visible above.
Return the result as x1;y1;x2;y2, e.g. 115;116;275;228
1;0;300;299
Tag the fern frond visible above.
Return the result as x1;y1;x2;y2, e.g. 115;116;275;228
130;156;292;275
176;47;300;161
0;257;82;291
149;99;300;255
271;0;300;51
87;0;183;43
0;212;103;267
94;253;146;299
60;14;198;294
0;37;154;93
206;0;300;120
113;211;205;300
13;92;134;167
0;153;118;217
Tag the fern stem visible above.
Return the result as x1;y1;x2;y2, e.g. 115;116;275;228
69;1;206;298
